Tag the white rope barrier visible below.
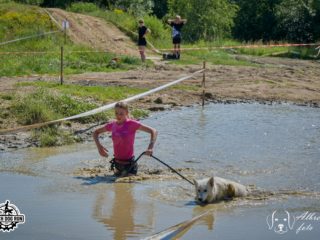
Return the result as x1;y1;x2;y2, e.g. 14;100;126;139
0;68;205;135
142;210;213;240
43;9;64;31
0;30;61;46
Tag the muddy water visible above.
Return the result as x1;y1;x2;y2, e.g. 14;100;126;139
0;103;320;239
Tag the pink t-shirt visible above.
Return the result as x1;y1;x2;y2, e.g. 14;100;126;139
105;119;141;160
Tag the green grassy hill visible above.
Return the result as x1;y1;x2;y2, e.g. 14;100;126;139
0;1;141;77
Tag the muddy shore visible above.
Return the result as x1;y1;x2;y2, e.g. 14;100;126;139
1;56;320;151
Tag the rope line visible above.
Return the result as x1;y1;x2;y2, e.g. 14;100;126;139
0;68;204;135
158;43;319;52
1;42;318;55
0;31;61;46
43;9;64;31
142;210;213;239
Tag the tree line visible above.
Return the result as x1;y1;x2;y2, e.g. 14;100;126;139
14;0;320;43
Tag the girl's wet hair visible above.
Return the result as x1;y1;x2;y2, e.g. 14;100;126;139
115;102;129;111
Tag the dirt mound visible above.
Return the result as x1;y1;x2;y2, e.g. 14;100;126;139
46;8;139;57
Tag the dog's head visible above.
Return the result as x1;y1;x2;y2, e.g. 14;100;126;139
193;177;214;204
266;210;296;234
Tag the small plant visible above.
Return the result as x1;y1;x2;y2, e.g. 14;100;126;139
0;94;14;100
67;2;99;13
131;108;149;119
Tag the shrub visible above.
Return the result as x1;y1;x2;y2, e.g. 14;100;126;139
67;2;99;13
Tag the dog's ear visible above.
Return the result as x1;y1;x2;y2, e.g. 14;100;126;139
208;177;214;187
286;211;296;230
193;179;198;188
266;211;276;229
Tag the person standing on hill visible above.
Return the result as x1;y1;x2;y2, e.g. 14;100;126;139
137;19;151;62
167;15;187;59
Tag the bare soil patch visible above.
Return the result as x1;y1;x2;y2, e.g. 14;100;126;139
47;8;140;57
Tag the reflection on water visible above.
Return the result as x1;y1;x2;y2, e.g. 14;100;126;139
93;183;154;240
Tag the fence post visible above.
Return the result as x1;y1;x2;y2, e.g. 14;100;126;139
202;61;206;107
62;19;68;44
60;46;64;85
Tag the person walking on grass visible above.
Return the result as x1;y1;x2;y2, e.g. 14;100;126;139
167;15;187;59
137;19;151;62
93;102;157;177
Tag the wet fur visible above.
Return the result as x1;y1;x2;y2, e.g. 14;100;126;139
193;176;248;204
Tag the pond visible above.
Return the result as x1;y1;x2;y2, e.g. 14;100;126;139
0;103;319;239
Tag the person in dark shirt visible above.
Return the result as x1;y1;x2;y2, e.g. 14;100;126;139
167;15;187;59
137;19;151;62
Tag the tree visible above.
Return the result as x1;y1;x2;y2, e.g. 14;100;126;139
14;0;44;5
153;0;168;18
313;0;320;40
275;0;317;42
168;0;238;42
115;0;154;17
233;0;280;42
41;0;72;8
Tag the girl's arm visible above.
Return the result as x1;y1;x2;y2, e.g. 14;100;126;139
138;124;158;156
93;126;109;157
143;28;151;38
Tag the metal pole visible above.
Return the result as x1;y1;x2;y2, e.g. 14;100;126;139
63;19;67;44
60;46;64;85
202;61;206;107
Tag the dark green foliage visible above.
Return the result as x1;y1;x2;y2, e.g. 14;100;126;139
233;0;320;42
233;0;280;42
168;0;238;42
153;0;168;18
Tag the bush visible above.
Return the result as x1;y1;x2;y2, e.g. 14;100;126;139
144;14;170;43
12;88;109;125
67;2;99;13
14;0;44;5
38;126;58;147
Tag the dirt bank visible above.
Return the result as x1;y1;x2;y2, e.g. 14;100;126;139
46;8;140;57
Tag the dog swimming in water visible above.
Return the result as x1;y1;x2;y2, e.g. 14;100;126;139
193;176;249;204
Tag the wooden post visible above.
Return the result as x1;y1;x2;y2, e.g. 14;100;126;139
202;61;206;107
60;46;64;85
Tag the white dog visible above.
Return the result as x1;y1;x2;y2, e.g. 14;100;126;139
193;176;248;204
266;210;296;234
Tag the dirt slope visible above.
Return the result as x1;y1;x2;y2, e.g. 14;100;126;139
46;8;139;57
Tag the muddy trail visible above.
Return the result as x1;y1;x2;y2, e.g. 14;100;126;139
46;8;140;57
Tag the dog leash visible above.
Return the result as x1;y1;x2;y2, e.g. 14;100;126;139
123;152;194;185
150;154;194;186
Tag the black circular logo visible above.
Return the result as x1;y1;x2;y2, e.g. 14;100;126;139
0;200;25;232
